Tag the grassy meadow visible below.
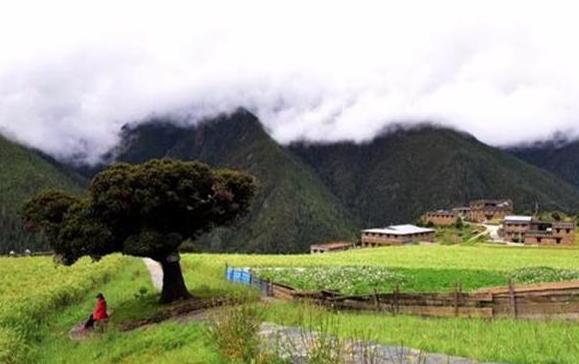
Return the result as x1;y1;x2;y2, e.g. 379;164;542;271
2;244;579;363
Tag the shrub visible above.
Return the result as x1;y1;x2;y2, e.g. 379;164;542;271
206;304;263;363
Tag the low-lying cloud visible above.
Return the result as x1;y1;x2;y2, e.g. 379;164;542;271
1;0;579;163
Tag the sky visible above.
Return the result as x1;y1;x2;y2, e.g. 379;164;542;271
1;0;579;163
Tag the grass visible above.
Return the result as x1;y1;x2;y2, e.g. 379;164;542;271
8;244;579;363
29;257;228;364
264;303;579;364
434;225;481;245
178;245;579;363
183;244;579;271
0;255;125;363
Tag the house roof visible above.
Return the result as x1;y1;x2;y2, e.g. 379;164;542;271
363;224;435;235
504;215;532;223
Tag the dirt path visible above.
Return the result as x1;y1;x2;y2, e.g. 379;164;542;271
142;258;163;291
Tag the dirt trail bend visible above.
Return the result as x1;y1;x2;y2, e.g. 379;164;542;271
142;258;163;291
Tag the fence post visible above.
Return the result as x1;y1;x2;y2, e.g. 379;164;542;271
393;284;400;316
453;283;460;317
508;280;518;319
373;289;380;311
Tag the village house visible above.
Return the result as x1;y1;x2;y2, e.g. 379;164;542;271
468;199;513;223
501;215;576;246
360;224;435;247
310;241;354;254
422;210;458;226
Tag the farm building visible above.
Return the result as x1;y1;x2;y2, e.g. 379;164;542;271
310;241;353;254
360;224;435;247
501;216;576;245
422;210;457;226
468;199;513;223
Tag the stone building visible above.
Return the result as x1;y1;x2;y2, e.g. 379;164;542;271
422;210;458;226
310;241;353;254
502;216;575;246
502;215;533;242
468;199;513;223
360;224;435;247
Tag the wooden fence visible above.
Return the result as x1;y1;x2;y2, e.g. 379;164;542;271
297;280;579;320
224;266;579;320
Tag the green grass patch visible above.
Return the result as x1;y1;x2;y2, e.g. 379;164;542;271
264;303;579;364
30;257;226;364
185;244;579;271
0;255;125;363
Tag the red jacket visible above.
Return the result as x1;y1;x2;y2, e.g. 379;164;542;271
93;298;108;321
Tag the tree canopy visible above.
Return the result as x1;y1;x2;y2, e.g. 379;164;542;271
23;159;256;302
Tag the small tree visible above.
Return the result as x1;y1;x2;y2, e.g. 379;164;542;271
23;159;256;303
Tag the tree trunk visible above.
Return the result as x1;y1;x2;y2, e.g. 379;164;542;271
159;255;192;304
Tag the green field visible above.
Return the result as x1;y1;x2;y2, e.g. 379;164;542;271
0;255;125;363
2;245;579;363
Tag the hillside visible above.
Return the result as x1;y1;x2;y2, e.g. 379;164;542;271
509;139;579;190
0;135;84;253
113;109;358;253
290;126;579;226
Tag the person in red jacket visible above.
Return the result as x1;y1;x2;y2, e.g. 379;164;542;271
84;293;108;329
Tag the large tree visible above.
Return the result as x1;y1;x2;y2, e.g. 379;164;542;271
23;159;256;303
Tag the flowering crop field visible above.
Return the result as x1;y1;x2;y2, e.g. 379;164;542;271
255;266;408;294
254;265;579;295
182;244;579;295
0;255;125;363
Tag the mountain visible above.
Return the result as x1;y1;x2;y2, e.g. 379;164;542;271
4;108;578;254
509;139;579;189
112;109;358;253
105;112;579;253
290;126;579;226
0;135;84;253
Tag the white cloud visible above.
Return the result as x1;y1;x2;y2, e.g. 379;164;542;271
1;0;579;162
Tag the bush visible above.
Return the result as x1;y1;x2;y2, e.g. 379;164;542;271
206;304;263;363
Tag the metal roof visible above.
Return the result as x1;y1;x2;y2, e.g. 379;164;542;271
504;215;532;223
363;224;435;235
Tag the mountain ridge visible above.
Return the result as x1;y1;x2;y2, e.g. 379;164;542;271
508;139;579;190
3;110;579;254
0;135;84;253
